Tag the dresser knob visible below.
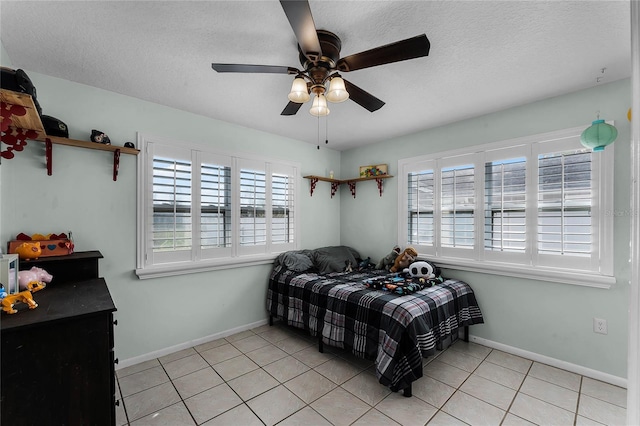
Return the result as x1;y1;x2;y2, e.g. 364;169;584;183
114;358;119;364
113;319;118;326
115;400;120;406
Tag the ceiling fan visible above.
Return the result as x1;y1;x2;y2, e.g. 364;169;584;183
211;0;431;117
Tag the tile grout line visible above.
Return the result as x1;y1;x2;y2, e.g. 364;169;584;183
428;346;494;425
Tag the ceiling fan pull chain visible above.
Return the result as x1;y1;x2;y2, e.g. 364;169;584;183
317;113;320;150
325;115;329;145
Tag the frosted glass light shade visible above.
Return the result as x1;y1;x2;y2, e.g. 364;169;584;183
326;76;349;103
309;94;330;116
580;119;618;152
288;77;310;103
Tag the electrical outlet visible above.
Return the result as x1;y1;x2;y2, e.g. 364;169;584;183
593;318;608;335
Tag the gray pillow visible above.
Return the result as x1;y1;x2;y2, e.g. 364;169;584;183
280;252;313;272
311;246;360;274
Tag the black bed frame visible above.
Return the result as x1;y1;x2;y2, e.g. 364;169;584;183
268;315;470;397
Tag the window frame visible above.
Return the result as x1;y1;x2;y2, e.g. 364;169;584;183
398;125;615;288
136;133;300;279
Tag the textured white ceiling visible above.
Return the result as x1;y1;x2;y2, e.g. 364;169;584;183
0;0;631;151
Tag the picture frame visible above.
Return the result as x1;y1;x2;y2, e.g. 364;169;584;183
359;164;388;177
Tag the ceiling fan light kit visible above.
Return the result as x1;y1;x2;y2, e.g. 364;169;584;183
211;0;430;123
310;93;330;117
325;75;349;103
288;76;311;103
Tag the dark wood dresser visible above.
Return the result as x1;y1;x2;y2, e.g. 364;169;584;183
1;251;117;426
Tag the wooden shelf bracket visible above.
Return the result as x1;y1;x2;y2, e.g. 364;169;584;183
330;181;340;198
347;181;357;198
309;177;318;196
375;177;385;197
45;138;52;175
113;148;120;181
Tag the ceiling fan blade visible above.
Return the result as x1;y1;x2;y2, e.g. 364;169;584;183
212;63;298;74
279;0;322;62
336;34;430;72
281;101;304;116
343;79;385;112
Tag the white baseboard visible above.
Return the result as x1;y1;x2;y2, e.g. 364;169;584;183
116;322;627;390
469;334;627;389
116;318;269;370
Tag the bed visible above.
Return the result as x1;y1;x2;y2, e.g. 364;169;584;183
266;246;484;396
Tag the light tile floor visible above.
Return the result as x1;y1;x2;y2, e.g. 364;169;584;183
115;322;627;425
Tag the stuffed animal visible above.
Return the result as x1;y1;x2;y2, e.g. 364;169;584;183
376;246;401;270
404;261;435;280
358;257;374;270
18;267;53;291
390;247;418;273
344;260;354;273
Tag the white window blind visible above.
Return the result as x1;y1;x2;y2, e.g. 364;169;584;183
137;134;300;278
200;163;231;250
240;169;267;247
484;157;527;253
441;164;475;249
272;173;294;244
537;150;592;257
407;169;435;247
397;125;614;287
151;156;193;265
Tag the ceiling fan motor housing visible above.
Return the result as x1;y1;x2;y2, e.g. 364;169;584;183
299;30;342;75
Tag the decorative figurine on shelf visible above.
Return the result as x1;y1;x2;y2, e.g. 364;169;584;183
18;267;53;291
14;242;42;260
1;281;47;314
90;129;111;145
124;142;135;148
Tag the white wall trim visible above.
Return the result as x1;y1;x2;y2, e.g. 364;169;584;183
627;0;640;423
116;316;626;390
470;335;626;389
116;318;269;370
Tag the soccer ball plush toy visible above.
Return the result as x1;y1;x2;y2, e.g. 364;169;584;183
404;261;435;280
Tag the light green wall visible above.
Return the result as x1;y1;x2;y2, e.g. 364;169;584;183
1;40;631;378
0;70;341;360
339;79;632;379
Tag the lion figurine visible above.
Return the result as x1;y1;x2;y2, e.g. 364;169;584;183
1;281;46;314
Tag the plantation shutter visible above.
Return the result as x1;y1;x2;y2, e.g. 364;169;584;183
199;152;233;259
407;169;435;247
271;173;293;244
537;149;592;258
238;160;267;255
148;143;193;265
484;157;527;253
441;163;475;249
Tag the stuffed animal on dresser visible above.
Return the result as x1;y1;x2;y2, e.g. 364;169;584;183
390;247;418;273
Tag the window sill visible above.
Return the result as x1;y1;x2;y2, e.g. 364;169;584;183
135;254;278;279
434;257;616;289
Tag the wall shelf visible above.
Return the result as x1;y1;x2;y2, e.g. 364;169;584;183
303;174;393;198
1;89;139;181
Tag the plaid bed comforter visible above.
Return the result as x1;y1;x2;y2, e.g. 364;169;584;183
267;266;484;391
